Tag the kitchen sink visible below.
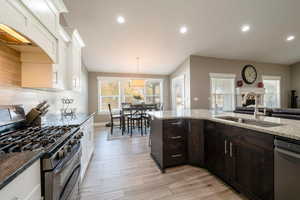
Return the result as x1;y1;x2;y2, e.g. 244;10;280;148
216;116;283;127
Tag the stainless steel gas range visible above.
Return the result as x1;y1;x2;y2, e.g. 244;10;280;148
0;105;83;200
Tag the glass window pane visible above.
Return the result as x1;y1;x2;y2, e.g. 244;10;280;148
263;78;280;108
100;80;119;96
146;81;161;95
145;96;161;104
210;77;235;111
101;97;119;111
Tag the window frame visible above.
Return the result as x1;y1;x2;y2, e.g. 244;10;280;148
209;73;236;111
262;75;281;108
97;77;164;114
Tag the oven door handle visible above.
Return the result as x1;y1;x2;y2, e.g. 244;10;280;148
275;147;300;160
54;144;81;174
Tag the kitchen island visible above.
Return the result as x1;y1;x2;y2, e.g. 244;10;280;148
149;109;300;200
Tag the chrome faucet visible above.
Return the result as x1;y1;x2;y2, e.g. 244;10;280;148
253;95;267;118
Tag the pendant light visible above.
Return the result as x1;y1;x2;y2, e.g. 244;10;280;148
131;57;145;88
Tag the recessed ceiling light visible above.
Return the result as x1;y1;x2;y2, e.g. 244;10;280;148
286;35;295;41
117;16;125;24
241;25;250;32
180;26;188;34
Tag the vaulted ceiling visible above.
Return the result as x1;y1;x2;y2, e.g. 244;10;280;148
63;0;300;74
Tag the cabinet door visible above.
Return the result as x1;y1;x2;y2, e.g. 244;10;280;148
232;132;274;200
188;119;204;167
204;121;227;180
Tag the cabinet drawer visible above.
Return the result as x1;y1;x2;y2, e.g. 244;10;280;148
0;160;41;200
165;139;186;153
163;119;185;139
163;119;185;128
165;152;186;167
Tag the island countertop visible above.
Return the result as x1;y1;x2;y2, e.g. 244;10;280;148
148;109;300;141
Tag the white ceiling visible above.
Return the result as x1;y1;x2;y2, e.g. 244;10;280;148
63;0;300;74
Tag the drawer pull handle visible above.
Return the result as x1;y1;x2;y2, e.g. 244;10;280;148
224;140;227;155
230;142;233;157
170;122;182;126
171;154;182;158
170;136;182;139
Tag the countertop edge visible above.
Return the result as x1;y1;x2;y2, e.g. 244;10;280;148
149;113;300;141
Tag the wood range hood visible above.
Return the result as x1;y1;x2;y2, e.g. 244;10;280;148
0;24;57;90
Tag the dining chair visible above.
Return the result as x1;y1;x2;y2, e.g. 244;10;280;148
127;104;146;136
121;102;131;133
108;104;123;135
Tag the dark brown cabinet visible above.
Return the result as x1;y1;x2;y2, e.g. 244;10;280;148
151;118;205;172
231;130;274;200
204;121;274;200
150;118;187;171
204;121;227;179
151;117;274;200
187;119;205;167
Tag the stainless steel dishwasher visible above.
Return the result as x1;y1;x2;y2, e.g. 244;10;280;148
275;138;300;200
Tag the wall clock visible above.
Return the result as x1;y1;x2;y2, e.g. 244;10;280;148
242;65;257;84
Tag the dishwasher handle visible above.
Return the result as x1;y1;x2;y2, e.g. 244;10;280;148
275;147;300;160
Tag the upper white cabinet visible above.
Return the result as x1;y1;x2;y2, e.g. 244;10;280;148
0;0;58;63
0;0;85;91
66;29;85;92
20;0;59;35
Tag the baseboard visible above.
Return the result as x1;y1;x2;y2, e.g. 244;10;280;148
94;122;107;127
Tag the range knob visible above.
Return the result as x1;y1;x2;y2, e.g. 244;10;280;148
58;149;64;159
66;145;72;152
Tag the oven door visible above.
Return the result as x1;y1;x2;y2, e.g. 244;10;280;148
44;145;82;200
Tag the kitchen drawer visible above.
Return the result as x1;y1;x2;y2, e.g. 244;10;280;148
163;119;186;139
0;160;41;200
163;119;185;128
165;152;187;167
165;139;186;153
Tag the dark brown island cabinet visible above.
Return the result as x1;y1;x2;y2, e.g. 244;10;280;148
150;118;274;200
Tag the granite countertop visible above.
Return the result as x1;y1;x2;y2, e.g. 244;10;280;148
149;109;300;141
0;150;43;190
42;112;95;127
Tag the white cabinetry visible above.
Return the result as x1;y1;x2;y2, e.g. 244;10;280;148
80;116;94;182
52;25;71;90
20;0;59;35
0;160;42;200
67;29;85;92
0;0;58;63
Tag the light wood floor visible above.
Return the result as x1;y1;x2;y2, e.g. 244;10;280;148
79;127;247;200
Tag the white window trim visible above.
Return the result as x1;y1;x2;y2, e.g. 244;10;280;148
209;73;236;111
209;73;236;79
171;74;186;110
262;75;281;108
97;77;164;114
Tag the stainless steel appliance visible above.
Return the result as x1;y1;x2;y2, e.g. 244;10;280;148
275;138;300;200
0;105;83;200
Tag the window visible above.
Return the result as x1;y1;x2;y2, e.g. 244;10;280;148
98;77;163;112
210;73;236;111
99;79;120;111
262;76;281;108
